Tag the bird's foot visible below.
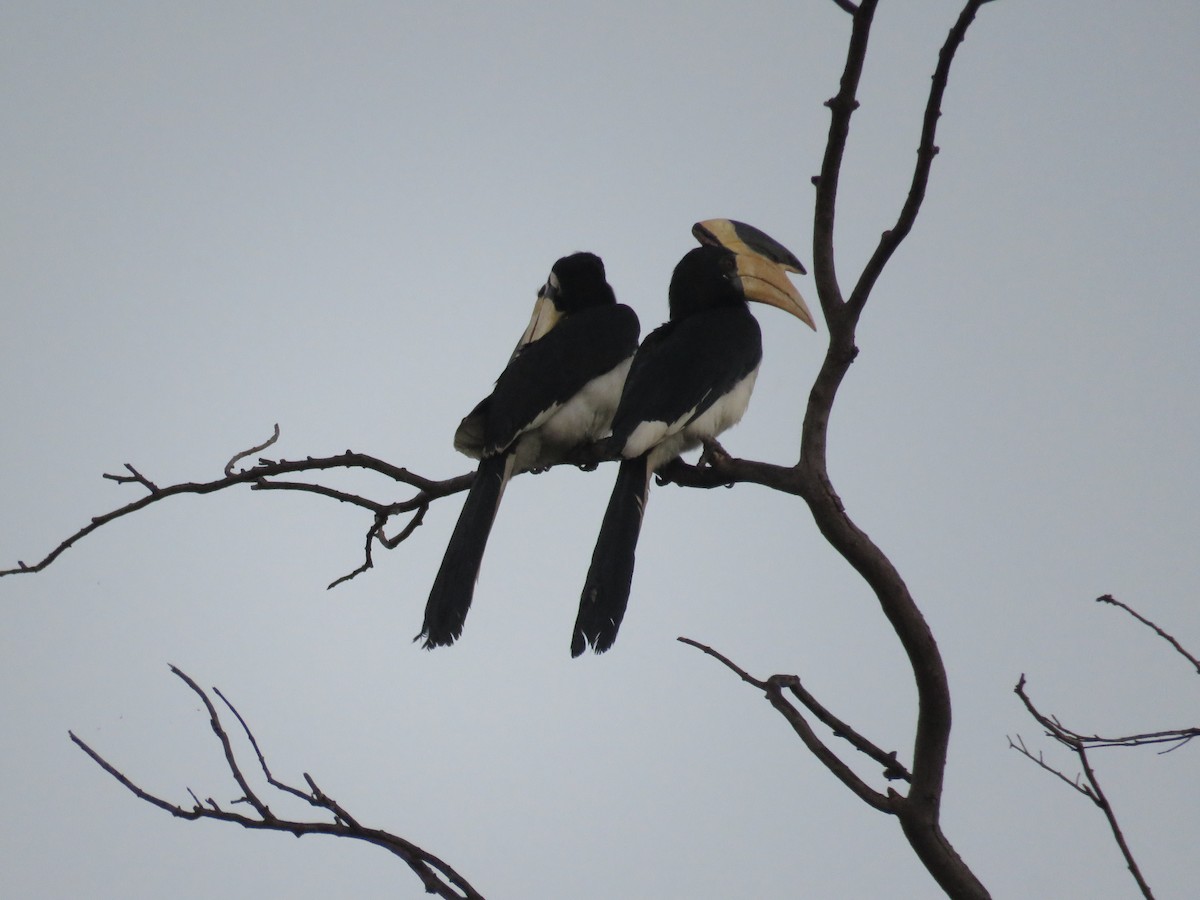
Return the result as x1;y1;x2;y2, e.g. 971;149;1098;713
699;438;731;468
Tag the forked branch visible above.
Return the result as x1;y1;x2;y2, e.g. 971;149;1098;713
1012;675;1156;900
1011;596;1200;900
666;3;999;897
680;637;908;816
70;666;484;900
0;426;472;586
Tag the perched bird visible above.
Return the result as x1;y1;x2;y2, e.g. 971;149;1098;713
419;252;640;649
571;220;815;656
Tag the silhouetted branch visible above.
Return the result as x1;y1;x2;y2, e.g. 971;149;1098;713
1013;675;1155;900
677;3;997;896
225;423;281;476
1013;599;1199;897
848;0;993;318
1097;594;1200;675
679;638;909;807
0;429;473;582
70;666;484;900
1006;735;1095;799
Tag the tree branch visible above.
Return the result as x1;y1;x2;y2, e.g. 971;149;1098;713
1013;675;1156;900
1014;599;1199;895
225;423;281;476
848;0;993;318
71;666;485;900
670;3;999;895
1;428;473;582
679;638;904;812
1096;594;1200;675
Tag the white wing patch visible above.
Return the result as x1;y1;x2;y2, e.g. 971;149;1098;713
509;357;632;473
631;365;760;472
686;366;759;442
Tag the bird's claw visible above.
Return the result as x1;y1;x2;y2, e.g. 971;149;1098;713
699;439;731;468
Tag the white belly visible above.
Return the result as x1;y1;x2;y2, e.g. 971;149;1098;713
511;357;632;472
628;365;760;472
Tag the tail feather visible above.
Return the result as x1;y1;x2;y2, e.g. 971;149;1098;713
418;453;512;648
572;456;651;656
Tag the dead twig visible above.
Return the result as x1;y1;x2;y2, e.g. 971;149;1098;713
70;665;484;900
225;423;281;476
679;637;908;809
1013;674;1156;900
1;432;472;583
1097;594;1200;675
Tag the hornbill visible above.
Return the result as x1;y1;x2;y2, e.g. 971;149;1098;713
571;220;815;656
419;252;640;648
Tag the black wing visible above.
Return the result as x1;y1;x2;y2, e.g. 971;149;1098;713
469;303;638;457
609;305;761;446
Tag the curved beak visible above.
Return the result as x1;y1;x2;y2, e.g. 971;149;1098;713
511;285;562;358
694;219;815;329
734;252;816;330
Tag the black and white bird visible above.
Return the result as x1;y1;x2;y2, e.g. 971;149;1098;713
571;220;815;656
420;252;640;649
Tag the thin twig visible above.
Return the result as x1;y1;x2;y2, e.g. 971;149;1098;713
677;637;768;689
1006;735;1093;799
1;441;473;580
679;638;898;811
1013;675;1155;899
102;463;159;492
848;0;992;318
1096;594;1200;675
72;667;485;900
169;665;273;820
776;675;911;782
225;423;281;476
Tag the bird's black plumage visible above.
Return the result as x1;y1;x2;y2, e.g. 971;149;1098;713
420;252;639;649
572;229;813;656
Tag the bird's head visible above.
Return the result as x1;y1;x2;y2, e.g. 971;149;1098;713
515;251;616;350
679;219;815;328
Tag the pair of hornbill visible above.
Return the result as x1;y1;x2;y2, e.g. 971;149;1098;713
418;220;815;656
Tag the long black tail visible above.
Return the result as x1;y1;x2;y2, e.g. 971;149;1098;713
418;453;512;648
572;456;651;656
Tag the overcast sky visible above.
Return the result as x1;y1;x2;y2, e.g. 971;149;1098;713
3;2;1198;897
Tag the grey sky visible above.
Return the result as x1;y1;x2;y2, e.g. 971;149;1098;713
3;2;1198;897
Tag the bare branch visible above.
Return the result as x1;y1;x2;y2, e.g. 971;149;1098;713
829;0;859;15
225;423;281;476
169;666;273;821
102;463;159;492
249;477;391;513
848;0;994;318
1074;743;1155;900
675;3;1000;895
1;436;473;581
1096;594;1200;675
1006;735;1094;800
677;636;769;689
776;675;911;783
377;503;431;549
72;667;485;900
679;638;899;812
1013;675;1156;900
